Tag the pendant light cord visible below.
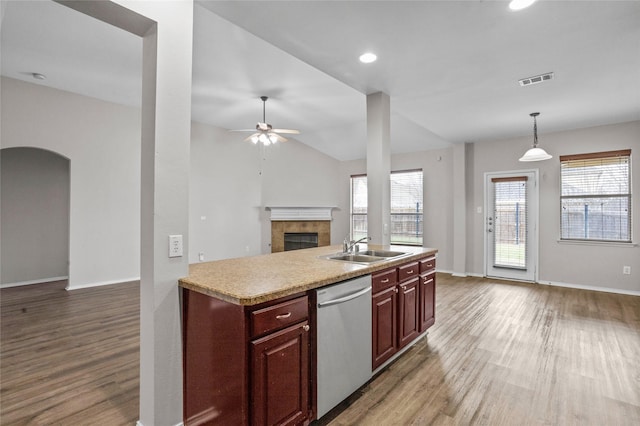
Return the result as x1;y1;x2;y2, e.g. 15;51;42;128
530;112;540;147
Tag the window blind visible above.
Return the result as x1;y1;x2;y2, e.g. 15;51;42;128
560;150;631;242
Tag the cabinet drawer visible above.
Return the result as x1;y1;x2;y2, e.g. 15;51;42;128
398;261;419;283
250;296;308;338
372;268;398;293
419;256;436;274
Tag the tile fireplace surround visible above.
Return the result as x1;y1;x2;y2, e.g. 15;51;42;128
268;207;333;253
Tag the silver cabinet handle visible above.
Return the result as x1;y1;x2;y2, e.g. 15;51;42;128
302;324;310;332
394;287;398;293
276;312;292;319
381;278;390;283
407;270;414;274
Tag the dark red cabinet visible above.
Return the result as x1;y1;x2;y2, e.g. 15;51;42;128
398;275;420;349
372;286;397;368
182;290;312;426
419;256;436;332
251;321;310;426
419;271;435;332
372;256;436;371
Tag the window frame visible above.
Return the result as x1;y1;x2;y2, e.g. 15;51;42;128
559;149;632;244
350;174;368;241
349;169;424;246
390;169;424;246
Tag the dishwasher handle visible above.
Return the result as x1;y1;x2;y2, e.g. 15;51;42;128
317;286;371;308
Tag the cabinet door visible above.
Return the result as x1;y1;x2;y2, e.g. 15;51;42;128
398;276;420;349
420;272;436;332
251;321;310;426
372;286;398;369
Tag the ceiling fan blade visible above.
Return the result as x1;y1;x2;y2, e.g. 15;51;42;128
272;128;300;134
243;133;260;142
269;132;288;143
229;129;257;132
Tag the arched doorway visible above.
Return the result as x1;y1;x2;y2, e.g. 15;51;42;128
0;147;70;287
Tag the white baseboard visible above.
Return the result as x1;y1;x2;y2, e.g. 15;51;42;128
66;277;140;291
1;276;68;289
434;269;483;278
466;272;485;278
538;280;640;297
440;271;638;296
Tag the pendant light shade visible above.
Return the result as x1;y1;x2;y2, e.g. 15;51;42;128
519;112;552;162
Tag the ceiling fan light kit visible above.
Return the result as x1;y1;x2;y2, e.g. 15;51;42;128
233;96;300;146
519;112;552;162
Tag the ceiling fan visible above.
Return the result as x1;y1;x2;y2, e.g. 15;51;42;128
231;96;300;145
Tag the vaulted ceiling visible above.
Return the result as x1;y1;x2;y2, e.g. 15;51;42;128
2;0;639;161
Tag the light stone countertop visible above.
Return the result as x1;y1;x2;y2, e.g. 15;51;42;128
179;244;437;305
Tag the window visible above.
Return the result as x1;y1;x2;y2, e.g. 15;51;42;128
350;174;368;241
560;150;631;242
390;170;423;245
349;170;424;245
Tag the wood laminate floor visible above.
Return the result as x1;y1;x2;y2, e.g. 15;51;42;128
1;280;139;425
319;274;640;426
1;275;639;425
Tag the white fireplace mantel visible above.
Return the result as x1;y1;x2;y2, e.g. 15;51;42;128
266;206;336;221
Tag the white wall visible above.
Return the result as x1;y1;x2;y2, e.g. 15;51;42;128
1;147;70;285
338;148;455;272
1;78;345;279
259;137;343;252
393;148;455;272
189;121;262;262
470;120;640;294
1;77;141;289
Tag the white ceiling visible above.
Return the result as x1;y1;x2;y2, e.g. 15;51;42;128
2;0;639;161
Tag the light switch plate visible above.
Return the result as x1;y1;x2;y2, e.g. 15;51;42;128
169;235;183;258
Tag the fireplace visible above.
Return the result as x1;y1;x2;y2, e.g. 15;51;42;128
284;232;319;251
268;207;334;253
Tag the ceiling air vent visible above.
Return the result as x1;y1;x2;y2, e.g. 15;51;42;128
518;72;554;87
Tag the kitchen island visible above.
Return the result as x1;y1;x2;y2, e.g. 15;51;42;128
179;244;437;425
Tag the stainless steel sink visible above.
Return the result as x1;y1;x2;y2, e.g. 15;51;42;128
321;249;409;264
327;254;385;263
359;250;407;258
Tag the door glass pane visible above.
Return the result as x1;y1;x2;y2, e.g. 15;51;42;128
493;179;527;269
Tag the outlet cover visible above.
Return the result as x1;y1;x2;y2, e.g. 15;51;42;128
623;266;631;275
169;235;183;258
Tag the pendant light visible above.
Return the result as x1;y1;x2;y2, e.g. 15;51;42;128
519;112;552;162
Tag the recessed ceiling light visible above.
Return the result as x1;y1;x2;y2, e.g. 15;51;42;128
32;73;46;80
509;0;537;11
359;52;377;64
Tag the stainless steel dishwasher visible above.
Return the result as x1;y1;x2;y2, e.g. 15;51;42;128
315;274;372;419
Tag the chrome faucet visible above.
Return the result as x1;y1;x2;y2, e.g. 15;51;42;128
344;236;371;253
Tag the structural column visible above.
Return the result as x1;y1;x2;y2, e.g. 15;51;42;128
366;92;391;245
56;1;194;425
452;143;467;276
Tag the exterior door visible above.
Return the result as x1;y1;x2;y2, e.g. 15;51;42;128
485;170;538;282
